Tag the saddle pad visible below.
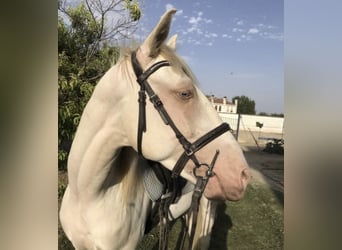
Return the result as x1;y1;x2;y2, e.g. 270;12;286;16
143;166;195;202
143;166;164;202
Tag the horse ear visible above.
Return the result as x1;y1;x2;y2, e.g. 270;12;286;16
167;34;178;50
140;9;176;58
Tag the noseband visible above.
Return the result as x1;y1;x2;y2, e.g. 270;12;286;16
131;51;231;249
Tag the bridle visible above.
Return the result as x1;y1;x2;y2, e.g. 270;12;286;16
131;51;231;249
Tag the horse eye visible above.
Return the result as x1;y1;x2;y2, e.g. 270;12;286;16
179;90;193;100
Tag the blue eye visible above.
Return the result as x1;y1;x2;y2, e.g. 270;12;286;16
179;90;193;100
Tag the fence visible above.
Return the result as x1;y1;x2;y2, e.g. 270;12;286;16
218;113;284;141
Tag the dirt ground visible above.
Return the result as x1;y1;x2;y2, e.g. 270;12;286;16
238;131;284;193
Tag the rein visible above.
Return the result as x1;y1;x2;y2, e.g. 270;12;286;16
131;51;231;249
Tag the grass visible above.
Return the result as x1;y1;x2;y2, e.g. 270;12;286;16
58;181;283;249
209;183;284;250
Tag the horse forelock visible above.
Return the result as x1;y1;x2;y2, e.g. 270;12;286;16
117;45;198;87
158;45;198;85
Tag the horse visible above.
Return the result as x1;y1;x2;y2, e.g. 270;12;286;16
59;9;250;250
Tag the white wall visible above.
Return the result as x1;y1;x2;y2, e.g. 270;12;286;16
219;113;284;134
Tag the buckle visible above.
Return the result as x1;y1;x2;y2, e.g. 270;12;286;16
150;94;163;107
192;150;219;179
138;91;146;103
185;148;194;156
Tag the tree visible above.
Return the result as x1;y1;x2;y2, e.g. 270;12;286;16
58;0;140;81
270;113;284;117
258;112;284;117
232;95;256;114
258;112;268;116
58;0;141;170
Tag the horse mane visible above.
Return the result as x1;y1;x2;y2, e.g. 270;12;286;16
115;147;144;206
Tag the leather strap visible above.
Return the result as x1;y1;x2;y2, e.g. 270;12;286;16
172;123;231;178
131;51;170;155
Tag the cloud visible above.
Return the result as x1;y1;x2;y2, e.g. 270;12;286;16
176;10;183;15
188;11;213;25
189;16;202;25
204;32;218;38
237;20;244;26
259;31;284;41
232;28;244;33
165;3;183;15
186;11;213;36
165;3;174;11
266;33;284;41
193;2;201;7
248;28;259;34
174;11;217;47
230;21;283;42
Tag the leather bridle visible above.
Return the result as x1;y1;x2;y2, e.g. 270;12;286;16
131;51;231;249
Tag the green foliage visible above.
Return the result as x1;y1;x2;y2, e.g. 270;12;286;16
258;112;268;116
58;74;95;170
233;95;256;115
125;0;141;21
270;113;284;117
58;3;120;81
58;183;67;199
58;0;140;170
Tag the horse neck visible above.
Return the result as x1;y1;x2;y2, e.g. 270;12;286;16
67;60;137;200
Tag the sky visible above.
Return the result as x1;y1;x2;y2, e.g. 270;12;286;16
134;0;284;114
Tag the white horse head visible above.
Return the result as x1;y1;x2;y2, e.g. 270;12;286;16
60;9;250;250
121;9;250;201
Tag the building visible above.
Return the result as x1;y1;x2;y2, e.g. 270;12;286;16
207;95;238;113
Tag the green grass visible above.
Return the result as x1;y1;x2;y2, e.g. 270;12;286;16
58;183;283;249
209;183;284;250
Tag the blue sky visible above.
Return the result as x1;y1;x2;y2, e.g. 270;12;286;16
135;0;283;114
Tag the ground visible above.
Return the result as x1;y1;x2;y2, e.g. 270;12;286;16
243;145;284;193
238;130;284;193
